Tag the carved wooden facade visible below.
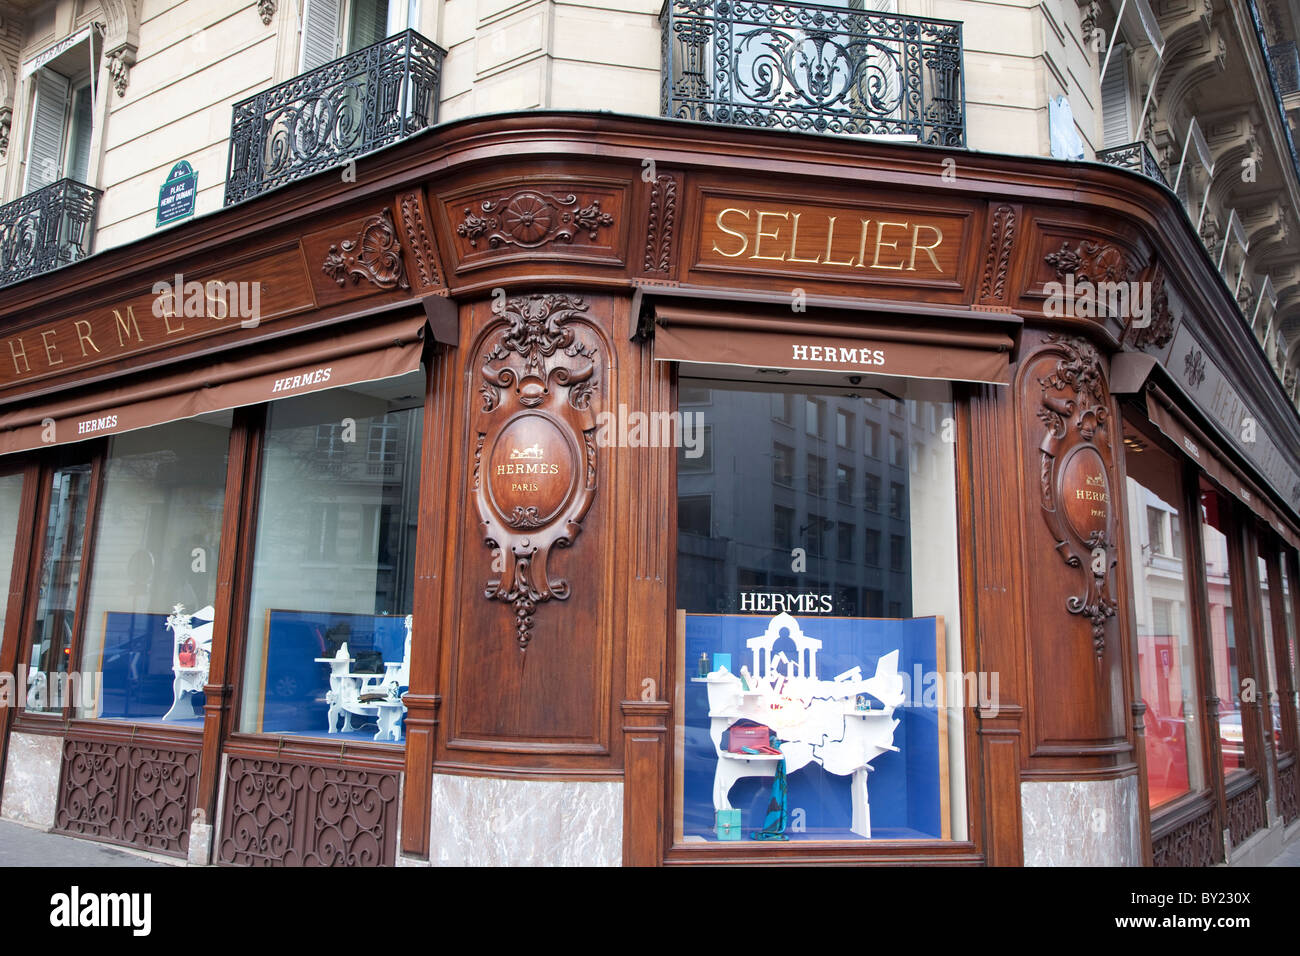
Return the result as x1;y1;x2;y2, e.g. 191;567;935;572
0;112;1297;867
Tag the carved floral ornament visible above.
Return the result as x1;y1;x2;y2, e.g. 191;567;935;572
1043;240;1175;350
473;293;601;650
1036;333;1118;657
457;189;614;250
322;208;410;291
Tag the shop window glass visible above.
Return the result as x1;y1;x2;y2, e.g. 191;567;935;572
1200;486;1243;775
772;443;794;487
25;458;93;714
864;422;878;458
238;372;423;742
1258;555;1282;757
1124;434;1204;808
675;379;966;844
836;465;853;504
77;416;232;722
836;411;852;448
1283;560;1297;714
0;473;25;642
864;473;881;511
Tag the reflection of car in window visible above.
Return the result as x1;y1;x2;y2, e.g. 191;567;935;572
1219;712;1244;760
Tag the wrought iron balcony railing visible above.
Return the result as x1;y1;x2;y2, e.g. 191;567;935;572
0;179;100;290
1270;41;1299;96
224;29;446;205
1097;141;1168;186
660;0;965;146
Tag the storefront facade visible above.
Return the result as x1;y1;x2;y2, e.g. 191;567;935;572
0;110;1296;866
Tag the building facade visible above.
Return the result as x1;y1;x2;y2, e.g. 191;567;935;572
0;0;1296;866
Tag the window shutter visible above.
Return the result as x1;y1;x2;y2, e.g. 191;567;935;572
25;69;71;192
1101;51;1132;148
300;0;342;71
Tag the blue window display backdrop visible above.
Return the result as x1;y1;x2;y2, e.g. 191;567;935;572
97;613;195;723
683;613;944;841
256;610;409;738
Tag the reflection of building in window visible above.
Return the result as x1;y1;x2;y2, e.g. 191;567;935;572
864;473;881;511
889;430;905;467
678;426;712;473
836;410;853;447
773;505;794;550
837;464;854;504
807;454;827;496
773;442;794;487
864;422;878;457
837;522;855;562
806;398;825;436
679;495;712;536
865;528;880;565
889;482;906;519
890;534;906;571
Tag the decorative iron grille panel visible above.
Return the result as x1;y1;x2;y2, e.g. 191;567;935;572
1279;759;1299;824
217;757;400;866
1151;805;1217;867
1097;142;1167;187
54;736;201;858
224;30;445;205
1226;781;1266;846
0;179;99;289
660;0;965;145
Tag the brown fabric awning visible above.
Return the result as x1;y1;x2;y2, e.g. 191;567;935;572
0;311;427;455
651;305;1013;386
1145;392;1300;550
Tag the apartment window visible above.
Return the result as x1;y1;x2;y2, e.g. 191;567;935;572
25;69;95;191
678;495;712;536
678;426;712;473
836;410;853;447
806;513;826;556
836;464;854;504
807;454;826;496
890;534;906;571
865;528;880;565
805;398;825;437
368;413;400;462
889;482;906;519
1147;505;1168;556
301;0;414;70
864;473;881;511
889;430;905;467
773;505;794;550
772;392;793;424
837;522;855;562
1100;47;1133;148
864;422;878;458
772;442;794;487
1201;485;1244;775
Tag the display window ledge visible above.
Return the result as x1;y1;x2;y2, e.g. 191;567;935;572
221;731;406;771
1149;787;1217;838
664;840;983;866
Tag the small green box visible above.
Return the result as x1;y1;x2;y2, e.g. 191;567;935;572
715;809;742;841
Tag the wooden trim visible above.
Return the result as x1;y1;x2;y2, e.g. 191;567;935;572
59;443;106;721
0;459;42;793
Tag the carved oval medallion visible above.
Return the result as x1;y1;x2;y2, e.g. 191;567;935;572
1059;445;1111;542
487;413;578;529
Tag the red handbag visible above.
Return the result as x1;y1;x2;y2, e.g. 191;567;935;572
727;723;777;754
178;637;197;667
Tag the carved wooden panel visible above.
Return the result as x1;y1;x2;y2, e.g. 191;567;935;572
976;203;1017;305
217;757;400;866
1151;805;1217;867
302;208;410;307
1226;781;1266;845
642;174;680;276
1018;330;1129;765
394;189;444;294
55;736;201;858
473;293;601;649
440;179;627;272
443;293;616;760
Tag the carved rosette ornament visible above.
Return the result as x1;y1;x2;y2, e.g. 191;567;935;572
1036;333;1118;656
1184;348;1207;388
473;294;601;650
1045;239;1137;285
457;189;614;250
322;208;410;291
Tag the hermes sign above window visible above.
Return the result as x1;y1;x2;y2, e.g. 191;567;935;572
695;193;968;283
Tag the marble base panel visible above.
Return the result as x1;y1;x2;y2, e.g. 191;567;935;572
1;733;62;828
429;774;622;866
1021;775;1140;866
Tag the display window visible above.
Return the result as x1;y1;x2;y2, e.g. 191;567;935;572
1200;485;1245;776
74;415;232;723
0;471;25;642
237;371;424;744
1258;553;1283;758
23;452;95;715
1122;429;1204;809
673;374;967;845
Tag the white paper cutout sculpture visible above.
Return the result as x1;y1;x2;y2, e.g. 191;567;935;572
702;612;905;838
315;614;412;742
163;603;215;721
